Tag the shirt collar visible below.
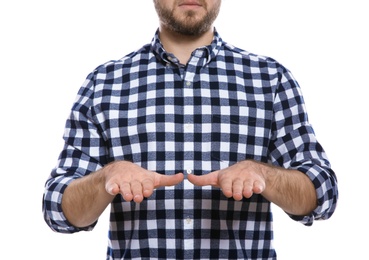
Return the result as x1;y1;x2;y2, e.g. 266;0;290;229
151;28;222;66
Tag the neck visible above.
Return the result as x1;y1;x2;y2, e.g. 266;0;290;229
158;25;214;64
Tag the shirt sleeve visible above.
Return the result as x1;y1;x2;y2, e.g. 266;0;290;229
42;69;106;233
269;64;338;226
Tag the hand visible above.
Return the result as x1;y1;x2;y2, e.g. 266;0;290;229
104;161;184;203
187;160;266;200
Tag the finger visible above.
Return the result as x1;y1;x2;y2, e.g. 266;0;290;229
232;178;243;201
219;177;233;198
120;182;134;202
155;172;184;187
142;178;155;198
106;182;120;196
252;180;265;194
187;171;219;187
130;180;144;203
242;180;254;198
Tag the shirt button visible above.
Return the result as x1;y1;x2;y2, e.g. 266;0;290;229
185;81;191;87
185;123;193;131
186;169;192;174
185;217;192;224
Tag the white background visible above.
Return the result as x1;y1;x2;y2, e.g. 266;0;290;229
1;0;367;259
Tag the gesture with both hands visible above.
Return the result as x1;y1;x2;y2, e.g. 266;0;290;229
63;159;316;228
104;160;317;217
105;160;267;203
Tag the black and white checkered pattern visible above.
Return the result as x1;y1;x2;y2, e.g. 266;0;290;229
43;29;338;259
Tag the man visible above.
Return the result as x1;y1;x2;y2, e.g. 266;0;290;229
43;0;338;259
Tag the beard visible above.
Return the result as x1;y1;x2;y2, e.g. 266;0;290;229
154;0;221;36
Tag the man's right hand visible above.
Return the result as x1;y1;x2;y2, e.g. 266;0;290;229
104;161;184;203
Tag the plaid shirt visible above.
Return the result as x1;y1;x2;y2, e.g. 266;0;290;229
43;29;338;259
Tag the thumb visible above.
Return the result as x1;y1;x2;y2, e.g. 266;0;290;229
155;172;184;188
187;171;219;187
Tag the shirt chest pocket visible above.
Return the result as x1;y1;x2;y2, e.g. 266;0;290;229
210;106;270;167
